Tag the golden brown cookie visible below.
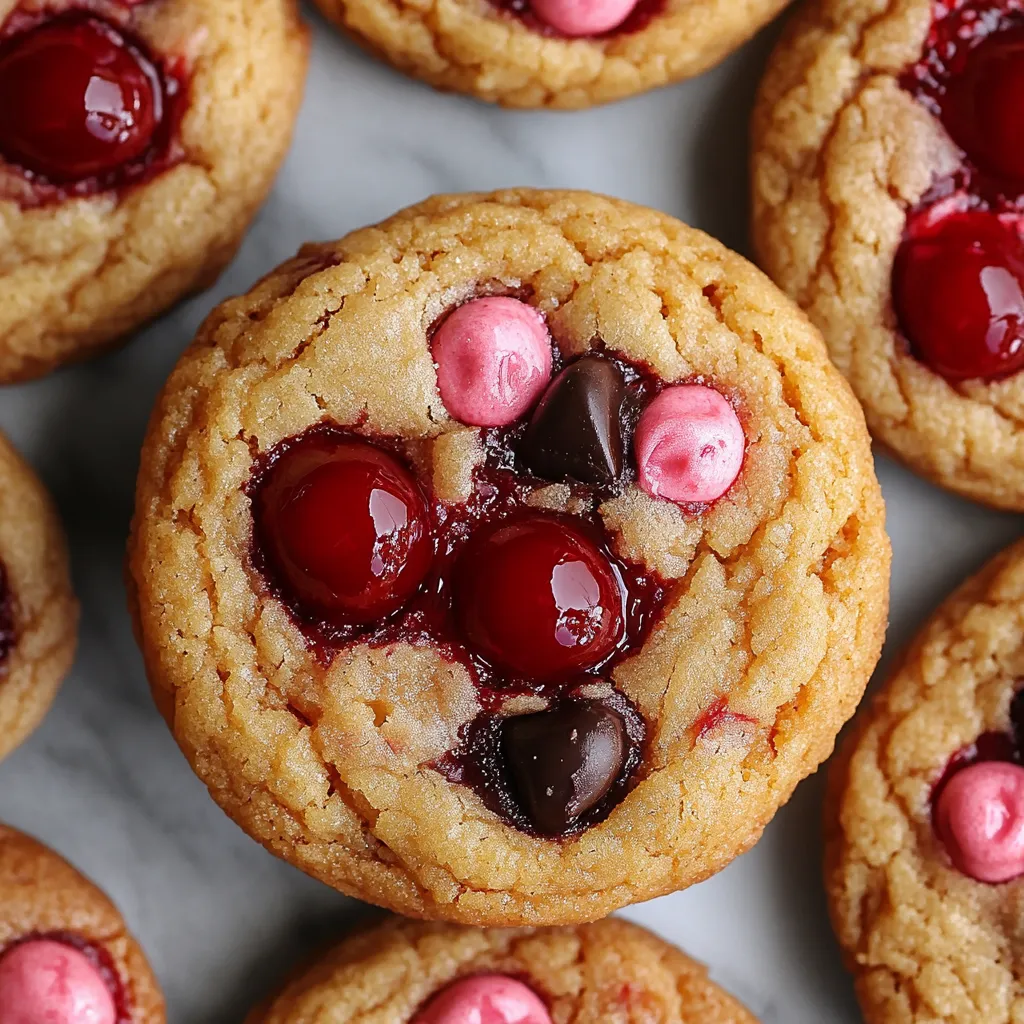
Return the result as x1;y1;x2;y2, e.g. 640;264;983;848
826;539;1024;1024
0;0;308;384
0;824;164;1023
312;0;789;109
128;188;890;926
247;917;757;1024
0;432;77;762
752;0;1024;510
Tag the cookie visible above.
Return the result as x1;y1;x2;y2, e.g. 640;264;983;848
311;0;789;109
0;0;308;384
826;539;1024;1024
246;917;757;1024
0;432;77;762
0;824;164;1024
752;0;1024;510
127;188;890;925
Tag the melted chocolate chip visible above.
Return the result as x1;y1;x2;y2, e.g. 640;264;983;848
502;700;627;836
521;355;626;486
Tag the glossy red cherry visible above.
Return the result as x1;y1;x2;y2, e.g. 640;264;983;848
452;512;624;680
893;212;1024;381
0;14;163;183
253;435;434;629
943;27;1024;185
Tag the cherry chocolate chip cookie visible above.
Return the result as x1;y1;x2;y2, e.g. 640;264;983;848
311;0;790;109
128;189;890;926
0;824;164;1024
0;0;308;383
753;0;1024;510
247;917;758;1024
0;431;77;762
827;539;1024;1024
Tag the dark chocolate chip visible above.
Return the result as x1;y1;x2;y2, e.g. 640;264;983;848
521;355;626;486
1011;686;1024;752
502;700;627;836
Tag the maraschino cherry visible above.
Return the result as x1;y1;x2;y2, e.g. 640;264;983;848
453;512;624;680
942;26;1024;186
253;434;434;629
0;13;163;183
893;212;1024;381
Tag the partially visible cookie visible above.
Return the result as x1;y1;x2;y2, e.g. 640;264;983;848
247;917;758;1024
752;0;1024;509
0;432;77;761
312;0;789;109
826;539;1024;1024
0;0;308;383
0;825;165;1024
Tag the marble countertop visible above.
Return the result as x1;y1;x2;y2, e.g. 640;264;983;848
1;5;1020;1021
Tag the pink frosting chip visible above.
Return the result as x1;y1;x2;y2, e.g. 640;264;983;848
634;384;744;505
0;939;116;1024
529;0;638;36
935;761;1024;883
412;975;552;1024
432;297;553;428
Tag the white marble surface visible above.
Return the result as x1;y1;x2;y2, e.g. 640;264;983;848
0;5;1021;1021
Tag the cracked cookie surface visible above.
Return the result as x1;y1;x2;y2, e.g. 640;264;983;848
0;824;164;1023
312;0;789;108
752;0;1024;510
128;188;890;926
0;431;77;762
0;0;308;384
826;539;1024;1024
246;917;758;1024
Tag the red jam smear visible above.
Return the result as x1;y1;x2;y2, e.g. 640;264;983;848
0;7;188;208
248;352;672;836
0;932;133;1024
491;0;665;39
897;1;1024;380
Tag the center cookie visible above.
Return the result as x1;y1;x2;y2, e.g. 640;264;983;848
310;0;790;108
128;189;890;926
752;0;1024;510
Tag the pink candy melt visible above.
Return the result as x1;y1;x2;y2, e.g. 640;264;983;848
528;0;638;35
634;384;744;504
432;297;552;427
412;975;552;1024
935;761;1024;883
0;939;116;1024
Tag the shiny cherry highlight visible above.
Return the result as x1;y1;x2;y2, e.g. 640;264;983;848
0;13;164;184
941;26;1024;186
252;435;434;629
893;212;1024;381
452;511;625;681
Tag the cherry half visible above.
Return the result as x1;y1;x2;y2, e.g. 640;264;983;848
252;434;434;630
0;13;164;184
452;511;625;681
893;211;1024;381
941;26;1024;187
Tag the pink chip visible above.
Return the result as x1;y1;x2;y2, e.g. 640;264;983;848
0;939;116;1024
432;297;553;427
935;761;1024;883
412;975;552;1024
530;0;638;36
634;384;744;505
